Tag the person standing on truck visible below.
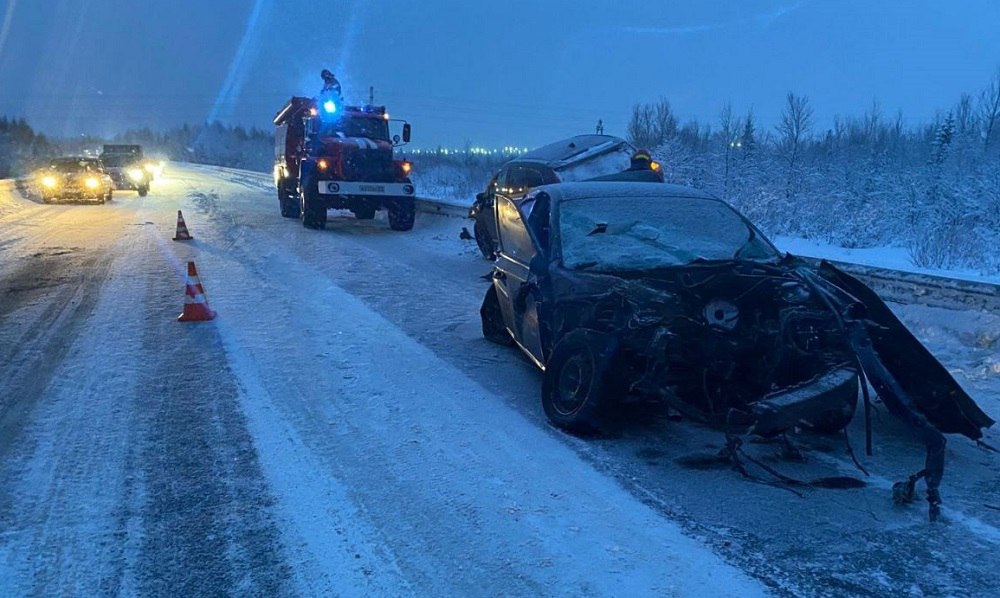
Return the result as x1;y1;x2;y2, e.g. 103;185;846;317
321;69;342;96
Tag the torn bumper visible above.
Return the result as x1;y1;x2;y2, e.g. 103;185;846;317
749;366;859;438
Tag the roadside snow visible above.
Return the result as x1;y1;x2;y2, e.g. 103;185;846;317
774;235;1000;285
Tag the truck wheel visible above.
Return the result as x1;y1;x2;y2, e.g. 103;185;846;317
474;218;497;260
300;179;327;230
541;330;618;435
386;197;415;231
480;284;514;346
138;185;149;197
351;206;377;220
278;181;300;218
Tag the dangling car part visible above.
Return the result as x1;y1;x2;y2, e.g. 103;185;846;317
480;182;994;519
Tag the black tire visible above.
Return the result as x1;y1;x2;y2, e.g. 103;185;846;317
278;180;300;218
137;185;149;197
474;218;497;260
351;206;377;220
386;197;415;231
300;178;327;230
480;284;514;346
105;190;113;202
541;330;618;435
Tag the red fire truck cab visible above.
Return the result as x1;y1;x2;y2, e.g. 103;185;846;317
273;96;415;230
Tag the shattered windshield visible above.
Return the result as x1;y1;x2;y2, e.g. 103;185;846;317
558;195;779;271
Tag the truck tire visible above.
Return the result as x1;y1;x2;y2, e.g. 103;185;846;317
541;330;618;435
386;197;415;231
138;185;149;197
278;180;300;218
300;178;327;230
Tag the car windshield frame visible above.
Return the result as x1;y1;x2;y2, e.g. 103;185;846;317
48;158;102;173
317;114;390;142
99;154;138;167
552;192;781;273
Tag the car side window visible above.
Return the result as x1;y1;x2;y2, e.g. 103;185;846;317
505;166;545;196
497;195;538;264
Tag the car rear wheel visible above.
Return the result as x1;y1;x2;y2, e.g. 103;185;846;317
474;218;496;260
480;284;513;346
138;185;149;197
541;330;618;435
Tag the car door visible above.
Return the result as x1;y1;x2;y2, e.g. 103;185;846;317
494;194;545;367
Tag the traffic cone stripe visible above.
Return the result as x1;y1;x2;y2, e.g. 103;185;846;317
178;261;216;322
173;210;193;241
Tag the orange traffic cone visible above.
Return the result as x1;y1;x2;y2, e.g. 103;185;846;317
178;261;216;322
173;210;193;241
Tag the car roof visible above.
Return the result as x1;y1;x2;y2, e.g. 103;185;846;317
536;181;719;203
510;135;631;168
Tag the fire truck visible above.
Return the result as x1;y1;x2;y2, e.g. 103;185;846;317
273;95;415;230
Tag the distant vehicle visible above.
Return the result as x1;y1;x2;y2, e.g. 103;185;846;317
35;157;113;204
469;135;638;259
100;144;151;196
273;95;415;231
480;181;993;519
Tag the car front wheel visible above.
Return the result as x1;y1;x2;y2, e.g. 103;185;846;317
541;330;618;435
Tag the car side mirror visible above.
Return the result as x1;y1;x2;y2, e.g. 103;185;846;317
402;123;412;143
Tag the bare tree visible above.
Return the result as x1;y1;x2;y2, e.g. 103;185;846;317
776;92;814;170
979;68;1000;152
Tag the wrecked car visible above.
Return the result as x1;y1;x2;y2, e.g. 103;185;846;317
469;135;637;259
480;182;994;519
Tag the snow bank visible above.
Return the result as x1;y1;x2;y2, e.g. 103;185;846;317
774;235;1000;286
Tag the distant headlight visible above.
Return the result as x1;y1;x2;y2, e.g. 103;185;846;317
42;175;58;188
128;168;145;181
85;177;100;189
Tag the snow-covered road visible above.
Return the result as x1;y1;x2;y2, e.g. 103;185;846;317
0;164;998;596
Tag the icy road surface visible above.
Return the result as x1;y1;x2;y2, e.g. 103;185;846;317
0;165;998;597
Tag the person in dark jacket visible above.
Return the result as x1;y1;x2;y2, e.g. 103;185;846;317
587;149;665;183
321;69;342;96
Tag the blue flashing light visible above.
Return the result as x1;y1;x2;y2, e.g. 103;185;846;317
323;100;337;114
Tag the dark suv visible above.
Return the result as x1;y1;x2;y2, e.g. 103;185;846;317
469;135;635;259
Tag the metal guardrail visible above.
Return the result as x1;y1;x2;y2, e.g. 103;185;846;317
817;259;1000;312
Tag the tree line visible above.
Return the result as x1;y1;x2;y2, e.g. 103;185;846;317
626;70;1000;273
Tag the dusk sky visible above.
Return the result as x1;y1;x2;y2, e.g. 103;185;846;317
1;0;999;148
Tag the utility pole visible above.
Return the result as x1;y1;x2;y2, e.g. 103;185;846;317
369;86;375;104
596;119;605;135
